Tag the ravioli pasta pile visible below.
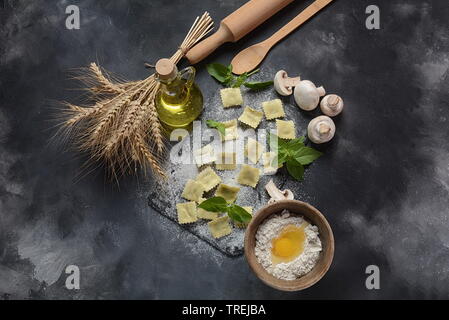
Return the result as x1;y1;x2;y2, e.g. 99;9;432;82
176;87;298;239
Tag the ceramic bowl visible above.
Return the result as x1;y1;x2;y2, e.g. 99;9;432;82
244;200;335;291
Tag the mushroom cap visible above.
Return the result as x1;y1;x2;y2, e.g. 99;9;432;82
308;116;336;144
320;94;344;117
294;80;325;111
273;70;300;96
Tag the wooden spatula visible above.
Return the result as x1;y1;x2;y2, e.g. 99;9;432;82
231;0;334;75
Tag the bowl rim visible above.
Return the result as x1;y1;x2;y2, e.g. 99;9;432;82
244;199;335;292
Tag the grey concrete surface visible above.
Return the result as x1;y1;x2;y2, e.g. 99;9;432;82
1;0;449;299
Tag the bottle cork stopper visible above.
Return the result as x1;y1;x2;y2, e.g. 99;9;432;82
155;58;177;80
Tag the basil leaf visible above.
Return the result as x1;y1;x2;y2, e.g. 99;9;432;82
286;159;305;181
227;209;243;223
198;197;228;212
277;151;289;165
206;120;226;136
294;147;323;166
229;205;252;223
268;133;287;151
243;81;274;90
287;137;306;150
207;63;231;83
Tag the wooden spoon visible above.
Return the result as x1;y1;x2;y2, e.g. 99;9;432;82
231;0;334;75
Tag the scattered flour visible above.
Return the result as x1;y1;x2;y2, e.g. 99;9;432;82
255;210;322;280
148;71;315;256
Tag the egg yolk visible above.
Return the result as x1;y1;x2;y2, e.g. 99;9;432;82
271;224;306;264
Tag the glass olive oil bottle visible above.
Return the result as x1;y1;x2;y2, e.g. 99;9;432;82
155;59;203;128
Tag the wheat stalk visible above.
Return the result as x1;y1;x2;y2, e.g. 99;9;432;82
60;12;214;179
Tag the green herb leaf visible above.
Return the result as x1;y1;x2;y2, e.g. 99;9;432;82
198;197;253;224
268;133;288;152
207;62;272;89
229;205;253;223
287;137;306;150
294;146;323;166
198;197;229;212
269;134;322;181
207;63;231;83
274;152;289;167
206;120;226;136
286;159;305;181
227;209;243;223
243;81;274;90
232;73;248;88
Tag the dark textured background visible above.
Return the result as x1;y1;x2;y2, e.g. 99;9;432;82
1;0;449;299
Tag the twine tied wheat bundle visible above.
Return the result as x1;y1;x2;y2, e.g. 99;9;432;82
61;12;213;179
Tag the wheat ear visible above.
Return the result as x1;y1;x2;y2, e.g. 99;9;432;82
89;63;125;95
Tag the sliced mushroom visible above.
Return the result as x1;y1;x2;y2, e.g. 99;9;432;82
265;180;294;204
320;94;344;117
294;80;326;111
273;70;301;96
308;116;336;144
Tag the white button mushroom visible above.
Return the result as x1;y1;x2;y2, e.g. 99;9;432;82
273;70;301;96
294;80;326;111
307;116;336;144
320;94;344;117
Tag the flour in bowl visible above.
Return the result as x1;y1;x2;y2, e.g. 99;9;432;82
254;210;322;281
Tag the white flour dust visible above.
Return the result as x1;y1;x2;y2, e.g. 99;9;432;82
255;210;322;280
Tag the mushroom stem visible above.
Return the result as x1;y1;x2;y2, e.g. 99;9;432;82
328;95;340;107
284;76;301;88
317;86;326;97
319;123;331;135
265;180;295;204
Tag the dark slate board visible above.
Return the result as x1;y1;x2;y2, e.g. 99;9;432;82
148;84;317;256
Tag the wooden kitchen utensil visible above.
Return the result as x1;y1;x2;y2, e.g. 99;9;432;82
185;0;295;64
231;0;334;74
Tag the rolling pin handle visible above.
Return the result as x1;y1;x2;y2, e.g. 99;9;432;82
185;23;233;64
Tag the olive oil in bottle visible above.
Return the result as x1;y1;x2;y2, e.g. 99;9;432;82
155;59;203;128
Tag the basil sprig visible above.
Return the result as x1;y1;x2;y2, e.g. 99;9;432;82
207;63;273;90
269;134;323;181
198;197;252;224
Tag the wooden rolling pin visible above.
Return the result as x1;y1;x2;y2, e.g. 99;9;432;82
186;0;295;64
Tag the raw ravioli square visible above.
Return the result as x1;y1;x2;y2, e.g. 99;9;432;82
262;152;282;174
262;99;285;120
181;179;205;203
237;165;260;188
276;119;296;139
215;184;240;203
220;88;243;108
193;144;216;167
196;167;221;192
176;202;198;224
222;119;239;141
216;152;237;171
208;216;232;239
238;106;264;129
244;137;264;164
197;208;220;220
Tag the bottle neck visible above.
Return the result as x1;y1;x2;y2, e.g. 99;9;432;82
158;73;189;105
